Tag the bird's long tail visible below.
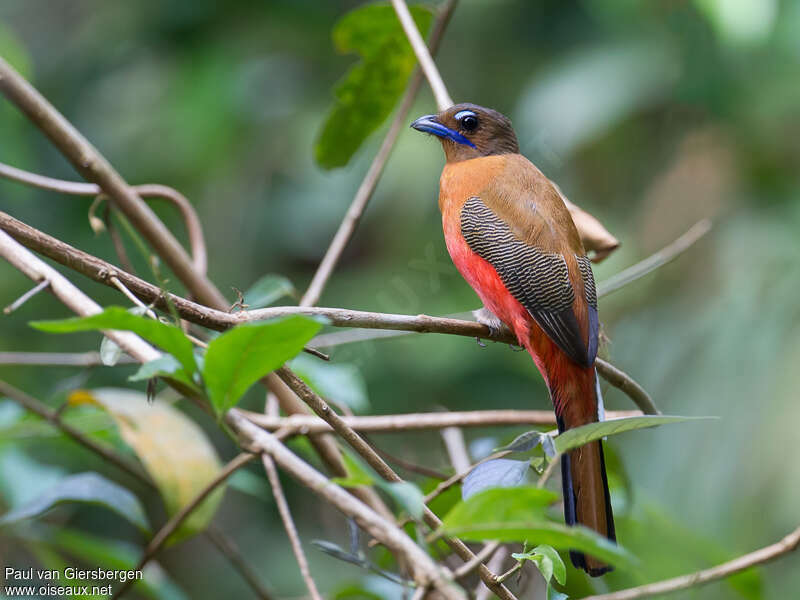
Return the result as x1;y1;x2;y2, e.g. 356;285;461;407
555;369;616;577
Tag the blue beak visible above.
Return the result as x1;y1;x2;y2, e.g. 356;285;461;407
410;115;476;148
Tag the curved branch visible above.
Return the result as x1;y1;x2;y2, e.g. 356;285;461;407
0;162;207;275
583;525;800;600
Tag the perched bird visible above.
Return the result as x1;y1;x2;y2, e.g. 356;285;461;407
412;103;615;576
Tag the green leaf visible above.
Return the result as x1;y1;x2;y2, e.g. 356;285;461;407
441;486;634;569
31;307;197;375
315;3;433;168
499;429;557;457
554;415;714;454
513;545;567;586
202;316;322;413
242;274;296;309
0;472;150;534
290;354;370;413
69;388;223;542
444;486;557;527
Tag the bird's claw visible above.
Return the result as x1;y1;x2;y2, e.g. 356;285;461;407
476;337;487;348
472;306;506;339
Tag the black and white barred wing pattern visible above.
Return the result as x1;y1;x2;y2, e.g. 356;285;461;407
460;196;598;366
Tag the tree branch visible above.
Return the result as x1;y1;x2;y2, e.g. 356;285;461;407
390;0;453;111
0;210;653;413
597;219;712;297
262;454;322;600
240;409;641;434
0;379;150;485
583;525;800;600
226;409;465;599
0;162;208;275
0;58;226;309
111;453;256;599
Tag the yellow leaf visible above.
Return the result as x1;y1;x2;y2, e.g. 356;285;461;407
70;388;223;542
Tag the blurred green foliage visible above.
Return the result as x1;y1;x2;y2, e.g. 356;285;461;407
1;0;799;598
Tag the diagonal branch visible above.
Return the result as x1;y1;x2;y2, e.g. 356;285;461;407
390;0;453;111
583;525;800;600
0;57;226;309
226;409;465;599
111;453;256;599
262;454;323;600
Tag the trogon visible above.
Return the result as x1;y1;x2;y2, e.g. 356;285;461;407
412;103;615;576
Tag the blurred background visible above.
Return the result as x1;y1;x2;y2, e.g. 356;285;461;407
1;0;799;598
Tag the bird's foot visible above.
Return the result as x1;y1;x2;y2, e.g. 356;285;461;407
472;306;508;339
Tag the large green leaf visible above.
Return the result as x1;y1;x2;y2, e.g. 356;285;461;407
441;486;634;569
30;307;197;375
69;389;223;542
443;486;557;526
202;316;322;413
554;415;713;454
315;3;433;168
0;472;150;535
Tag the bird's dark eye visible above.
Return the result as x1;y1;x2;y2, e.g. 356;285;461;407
455;110;479;132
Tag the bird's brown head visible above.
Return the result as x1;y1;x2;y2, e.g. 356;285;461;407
410;103;519;162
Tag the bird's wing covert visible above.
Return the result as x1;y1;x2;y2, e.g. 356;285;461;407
460;196;598;366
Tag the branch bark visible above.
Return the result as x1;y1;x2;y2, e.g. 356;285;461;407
583;525;800;600
240;409;641;434
390;0;453;111
226;409;465;599
0;58;225;308
0;162;208;275
0;210;653;414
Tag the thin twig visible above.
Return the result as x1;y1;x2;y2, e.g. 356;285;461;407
241;409;640;435
226;410;465;599
366;437;449;480
597;219;712;297
300;0;459;306
441;426;472;473
453;542;501;579
112;453;256;599
262;454;323;600
0;229;160;364
583;525;800;600
3;278;49;314
476;547;509;600
273;367;517;600
0;379;150;485
205;526;275;600
0;58;225;308
537;454;561;489
390;0;453;111
0;351;136;366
